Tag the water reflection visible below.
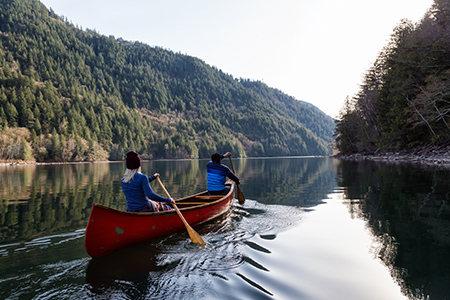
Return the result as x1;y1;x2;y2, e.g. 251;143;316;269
0;157;333;245
1;157;449;299
337;160;450;300
239;157;337;206
0;163;124;245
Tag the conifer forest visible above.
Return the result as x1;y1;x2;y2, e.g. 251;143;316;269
0;0;335;162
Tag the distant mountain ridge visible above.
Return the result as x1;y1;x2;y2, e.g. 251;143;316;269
0;0;335;162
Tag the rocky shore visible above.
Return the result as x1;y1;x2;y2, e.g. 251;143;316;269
335;146;450;168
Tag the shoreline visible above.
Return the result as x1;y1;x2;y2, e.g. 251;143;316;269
335;146;450;168
3;147;450;167
0;157;207;166
0;160;112;166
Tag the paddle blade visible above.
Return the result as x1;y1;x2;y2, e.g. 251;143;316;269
186;225;206;245
173;204;206;245
236;185;245;204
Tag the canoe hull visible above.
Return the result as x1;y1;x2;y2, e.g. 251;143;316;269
85;184;234;258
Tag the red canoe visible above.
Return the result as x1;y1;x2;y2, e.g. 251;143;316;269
85;182;235;258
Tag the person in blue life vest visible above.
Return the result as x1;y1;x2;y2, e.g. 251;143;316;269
121;151;174;212
207;152;240;195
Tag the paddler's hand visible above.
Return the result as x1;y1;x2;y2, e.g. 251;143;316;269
223;152;231;158
154;173;160;178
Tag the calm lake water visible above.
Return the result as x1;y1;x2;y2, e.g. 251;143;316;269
0;157;449;299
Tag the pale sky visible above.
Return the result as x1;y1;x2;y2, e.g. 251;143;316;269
39;0;433;118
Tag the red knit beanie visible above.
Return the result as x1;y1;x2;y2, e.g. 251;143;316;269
126;151;141;169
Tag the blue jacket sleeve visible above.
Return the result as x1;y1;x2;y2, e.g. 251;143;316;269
220;154;240;183
141;175;171;203
224;165;239;183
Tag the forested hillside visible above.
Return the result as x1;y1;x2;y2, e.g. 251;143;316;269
335;0;450;154
0;0;334;162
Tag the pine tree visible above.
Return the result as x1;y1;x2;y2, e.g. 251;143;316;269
51;128;61;160
0;107;8;130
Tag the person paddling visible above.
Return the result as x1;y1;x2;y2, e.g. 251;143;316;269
207;152;240;195
121;151;174;212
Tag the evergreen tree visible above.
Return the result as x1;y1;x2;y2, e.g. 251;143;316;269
335;0;450;153
0;107;7;130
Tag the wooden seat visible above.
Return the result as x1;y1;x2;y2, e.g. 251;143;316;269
194;195;223;200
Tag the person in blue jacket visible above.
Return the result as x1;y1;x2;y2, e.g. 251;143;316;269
207;152;240;195
121;151;174;212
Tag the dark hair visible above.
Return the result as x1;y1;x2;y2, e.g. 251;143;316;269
211;153;222;163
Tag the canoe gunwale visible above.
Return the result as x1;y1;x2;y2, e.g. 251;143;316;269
91;182;235;216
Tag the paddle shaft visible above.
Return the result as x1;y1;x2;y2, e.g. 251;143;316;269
155;177;206;245
228;157;245;203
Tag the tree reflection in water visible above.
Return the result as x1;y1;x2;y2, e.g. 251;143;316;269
337;160;450;300
1;158;449;299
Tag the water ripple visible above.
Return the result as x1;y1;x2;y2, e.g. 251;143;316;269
2;199;304;299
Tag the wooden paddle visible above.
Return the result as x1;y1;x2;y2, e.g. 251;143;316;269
156;177;206;246
228;156;245;204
